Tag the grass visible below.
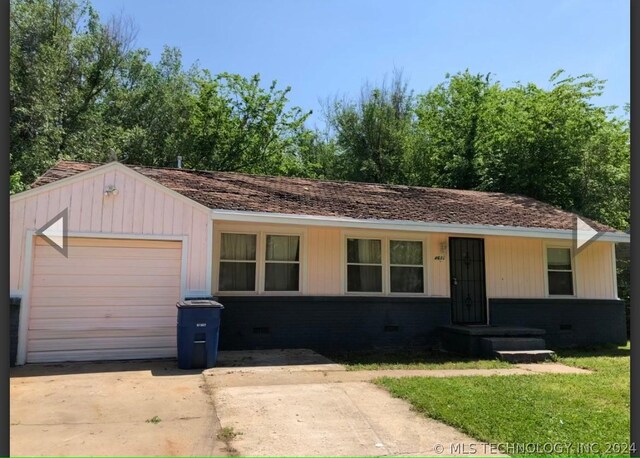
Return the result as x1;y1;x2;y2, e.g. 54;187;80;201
217;426;243;456
327;348;512;371
375;344;630;456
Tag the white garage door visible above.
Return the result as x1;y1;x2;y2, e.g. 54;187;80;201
27;237;182;363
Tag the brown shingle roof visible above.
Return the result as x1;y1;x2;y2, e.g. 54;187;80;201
31;160;617;233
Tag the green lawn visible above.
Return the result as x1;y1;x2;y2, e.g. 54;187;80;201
327;348;512;371
375;345;630;456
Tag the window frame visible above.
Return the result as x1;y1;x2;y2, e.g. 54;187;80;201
342;232;430;296
264;234;302;293
345;237;384;294
543;243;576;298
389;239;426;295
213;226;306;296
217;231;259;294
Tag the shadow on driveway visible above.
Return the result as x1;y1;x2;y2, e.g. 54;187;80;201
10;359;200;378
11;348;338;378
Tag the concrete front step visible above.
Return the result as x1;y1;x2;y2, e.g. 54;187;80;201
495;350;556;363
480;337;547;355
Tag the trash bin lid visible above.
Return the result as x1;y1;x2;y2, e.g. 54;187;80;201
176;300;224;309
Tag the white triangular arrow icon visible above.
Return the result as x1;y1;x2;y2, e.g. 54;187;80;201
576;217;598;249
36;208;68;257
43;218;64;249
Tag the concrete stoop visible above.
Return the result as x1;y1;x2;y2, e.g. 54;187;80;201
480;337;547;353
495;350;557;363
439;325;556;362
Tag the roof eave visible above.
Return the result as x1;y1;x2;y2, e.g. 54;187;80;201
210;209;630;243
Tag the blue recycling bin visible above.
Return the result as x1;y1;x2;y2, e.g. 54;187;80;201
176;299;224;369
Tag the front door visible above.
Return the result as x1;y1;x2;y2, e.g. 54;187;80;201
449;237;487;324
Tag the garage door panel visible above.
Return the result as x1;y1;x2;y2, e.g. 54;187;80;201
33;262;181;276
36;246;181;260
27;237;183;363
36;237;181;249
28;296;180;307
30;286;179;298
27;347;177;364
29;335;177;352
32;274;180;288
29;327;174;340
29;316;177;330
31;305;179;319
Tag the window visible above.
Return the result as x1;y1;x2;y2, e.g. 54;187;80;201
219;233;257;291
347;238;382;292
265;235;300;291
217;231;303;294
546;247;574;296
390;240;424;293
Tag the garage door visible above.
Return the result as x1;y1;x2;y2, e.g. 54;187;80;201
27;237;182;363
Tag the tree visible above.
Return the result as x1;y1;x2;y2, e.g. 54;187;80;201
10;0;136;191
295;129;342;180
101;46;197;167
475;71;629;229
410;70;492;189
324;71;414;184
178;72;311;175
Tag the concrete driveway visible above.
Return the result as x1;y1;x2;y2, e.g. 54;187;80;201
207;350;488;457
11;350;508;456
10;361;223;456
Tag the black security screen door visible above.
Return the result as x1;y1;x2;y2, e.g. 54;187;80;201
449;237;487;324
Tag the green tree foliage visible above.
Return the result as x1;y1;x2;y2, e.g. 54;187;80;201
179;73;310;175
9;0;311;190
323;71;414;184
322;69;629;231
10;0;135;187
475;71;629;230
411;70;491;189
101;46;196;167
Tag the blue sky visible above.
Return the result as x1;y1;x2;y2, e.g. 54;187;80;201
92;0;629;128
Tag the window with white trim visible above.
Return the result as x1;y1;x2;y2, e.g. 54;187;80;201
345;237;426;294
390;240;424;293
219;233;257;292
546;247;574;296
347;238;383;292
265;235;300;291
217;232;302;293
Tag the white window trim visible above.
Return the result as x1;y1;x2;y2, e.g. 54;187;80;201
264;234;303;293
342;231;430;296
213;227;306;296
389;238;428;296
543;242;577;298
215;231;259;294
345;236;385;295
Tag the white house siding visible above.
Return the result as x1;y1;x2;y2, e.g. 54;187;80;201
575;241;617;299
10;165;210;297
485;236;546;298
306;227;342;295
213;223;617;300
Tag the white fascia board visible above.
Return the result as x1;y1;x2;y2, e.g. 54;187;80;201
210;209;631;243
